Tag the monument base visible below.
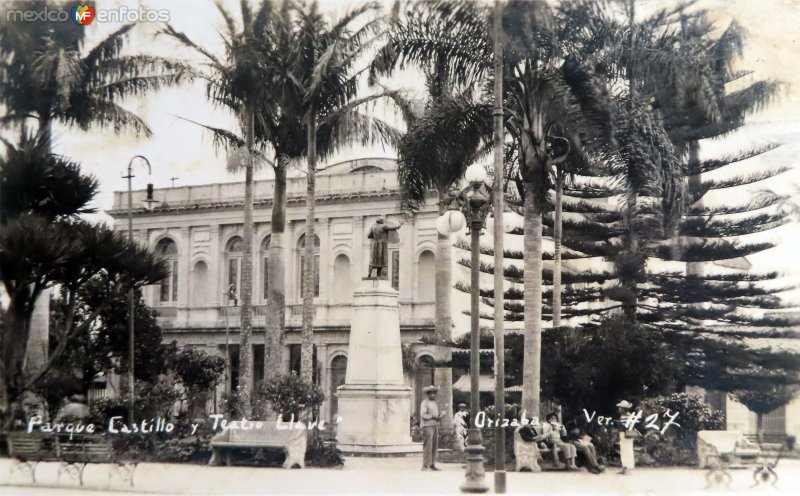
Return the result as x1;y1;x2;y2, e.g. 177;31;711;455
336;383;421;456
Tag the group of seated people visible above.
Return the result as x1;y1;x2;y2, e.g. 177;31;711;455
517;412;606;474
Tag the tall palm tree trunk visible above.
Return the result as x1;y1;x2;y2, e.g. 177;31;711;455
522;184;543;418
552;174;564;328
434;196;454;430
238;105;255;418
301;112;317;384
265;161;287;382
0;299;32;429
756;412;765;444
686;141;704;277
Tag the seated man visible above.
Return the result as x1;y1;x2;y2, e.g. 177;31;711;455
565;422;605;474
542;412;579;471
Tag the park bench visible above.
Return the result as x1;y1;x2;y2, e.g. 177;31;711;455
208;421;307;468
697;430;761;469
6;432;137;487
513;427;552;472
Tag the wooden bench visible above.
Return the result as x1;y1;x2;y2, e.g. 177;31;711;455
208;421;307;468
697;430;762;469
6;432;137;487
7;432;56;483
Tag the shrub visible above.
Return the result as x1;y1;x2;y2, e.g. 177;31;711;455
305;435;344;468
89;396;128;427
637;393;725;466
639;393;724;442
134;379;182;419
173;348;225;419
220;389;245;419
259;373;324;420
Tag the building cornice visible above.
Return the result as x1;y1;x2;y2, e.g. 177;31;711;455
107;189;415;219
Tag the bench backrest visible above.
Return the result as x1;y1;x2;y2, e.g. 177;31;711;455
57;435;113;462
212;421;305;445
7;433;44;458
7;432;112;461
697;431;745;454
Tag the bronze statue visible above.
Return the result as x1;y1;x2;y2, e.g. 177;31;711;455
367;217;402;278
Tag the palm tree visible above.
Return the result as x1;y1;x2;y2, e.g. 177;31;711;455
0;0;185;141
161;0;279;416
0;135;168;427
261;1;401;382
372;0;615;416
503;0;615;415
374;1;496;427
0;0;184;400
396;93;492;426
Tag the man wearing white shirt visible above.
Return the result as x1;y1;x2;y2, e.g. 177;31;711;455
420;385;444;470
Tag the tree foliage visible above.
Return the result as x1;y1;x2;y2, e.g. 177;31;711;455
0;136;168;426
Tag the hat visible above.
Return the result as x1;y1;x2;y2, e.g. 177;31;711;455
423;385;439;394
458;403;468;408
616;400;633;409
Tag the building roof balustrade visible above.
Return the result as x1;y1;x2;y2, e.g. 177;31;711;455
108;158;410;216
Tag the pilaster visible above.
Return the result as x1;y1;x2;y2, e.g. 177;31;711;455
178;226;191;307
209;224;221;307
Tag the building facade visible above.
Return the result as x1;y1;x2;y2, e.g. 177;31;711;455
109;158;444;422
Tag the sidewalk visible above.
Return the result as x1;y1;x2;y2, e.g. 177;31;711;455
2;455;799;495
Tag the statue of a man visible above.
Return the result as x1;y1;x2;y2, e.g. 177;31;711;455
367;217;402;278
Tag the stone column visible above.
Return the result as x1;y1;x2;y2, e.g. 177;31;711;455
317;343;329;421
208;224;221;307
318;218;330;301
137;229;152;304
281;345;291;375
286;220;297;305
352;216;364;285
398;215;414;303
179;226;191;308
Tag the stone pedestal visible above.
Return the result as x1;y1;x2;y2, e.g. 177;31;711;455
336;278;420;455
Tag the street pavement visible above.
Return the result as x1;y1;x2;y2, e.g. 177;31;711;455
1;455;799;495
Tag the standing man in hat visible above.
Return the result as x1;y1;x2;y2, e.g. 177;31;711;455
616;400;637;474
420;385;444;470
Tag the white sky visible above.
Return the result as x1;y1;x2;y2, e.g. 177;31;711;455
8;0;800;301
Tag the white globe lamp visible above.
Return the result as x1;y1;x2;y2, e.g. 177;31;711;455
464;163;487;185
437;210;467;235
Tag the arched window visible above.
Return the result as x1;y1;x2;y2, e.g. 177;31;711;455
261;235;271;301
330;355;348;422
417;250;436;301
297;233;320;298
156;238;178;303
226;236;244;300
332;254;352;303
191;260;208;306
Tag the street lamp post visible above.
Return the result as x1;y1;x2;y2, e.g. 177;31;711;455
491;0;506;492
437;164;514;493
223;284;236;394
124;155;154;424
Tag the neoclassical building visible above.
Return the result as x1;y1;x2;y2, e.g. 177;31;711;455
109;158;444;422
